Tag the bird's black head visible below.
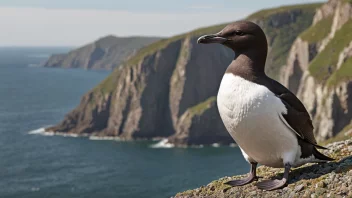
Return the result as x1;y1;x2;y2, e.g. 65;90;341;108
197;21;267;54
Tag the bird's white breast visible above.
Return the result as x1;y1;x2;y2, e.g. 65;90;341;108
217;73;300;167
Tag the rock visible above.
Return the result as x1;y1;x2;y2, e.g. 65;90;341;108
345;139;352;145
315;181;326;188
167;97;233;146
348;146;352;152
295;184;305;192
174;138;352;198
249;191;257;196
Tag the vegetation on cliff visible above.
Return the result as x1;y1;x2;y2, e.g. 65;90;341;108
48;3;321;146
327;57;352;86
43;35;161;70
300;16;333;44
189;97;216;116
246;3;321;20
99;3;321;90
309;19;352;84
280;0;352;142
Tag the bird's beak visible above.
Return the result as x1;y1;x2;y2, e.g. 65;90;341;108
197;34;227;44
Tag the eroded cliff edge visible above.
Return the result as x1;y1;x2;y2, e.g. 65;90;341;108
47;3;321;146
280;0;352;142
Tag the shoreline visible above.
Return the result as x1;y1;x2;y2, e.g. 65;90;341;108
28;127;238;149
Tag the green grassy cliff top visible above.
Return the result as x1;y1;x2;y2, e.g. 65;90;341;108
126;3;322;68
95;3;321;93
247;3;322;20
300;16;333;44
309;19;352;84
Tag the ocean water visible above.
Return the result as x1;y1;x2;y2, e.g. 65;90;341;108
0;47;248;198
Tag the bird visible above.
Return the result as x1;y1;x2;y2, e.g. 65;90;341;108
197;21;333;191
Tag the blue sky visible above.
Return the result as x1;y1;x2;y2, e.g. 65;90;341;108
0;0;322;46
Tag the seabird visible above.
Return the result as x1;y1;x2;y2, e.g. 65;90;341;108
197;21;333;190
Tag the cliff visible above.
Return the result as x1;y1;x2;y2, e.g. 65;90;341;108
43;35;161;70
174;137;352;198
47;3;321;146
280;0;352;142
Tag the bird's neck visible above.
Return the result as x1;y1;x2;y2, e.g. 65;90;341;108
226;49;267;81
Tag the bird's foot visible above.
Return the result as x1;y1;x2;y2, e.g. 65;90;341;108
225;175;258;186
255;178;287;191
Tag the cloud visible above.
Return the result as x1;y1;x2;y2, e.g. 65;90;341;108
0;7;251;46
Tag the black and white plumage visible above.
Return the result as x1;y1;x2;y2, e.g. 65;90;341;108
197;21;333;190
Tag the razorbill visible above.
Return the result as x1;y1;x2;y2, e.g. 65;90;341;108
197;21;333;190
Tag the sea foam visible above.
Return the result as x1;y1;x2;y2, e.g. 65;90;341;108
150;139;175;148
28;128;54;136
212;143;220;148
28;127;79;137
89;136;121;141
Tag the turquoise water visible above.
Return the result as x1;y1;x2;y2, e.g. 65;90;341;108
0;47;248;198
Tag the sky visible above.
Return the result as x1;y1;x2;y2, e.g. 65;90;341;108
0;0;323;46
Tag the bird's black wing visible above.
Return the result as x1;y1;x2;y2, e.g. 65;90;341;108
260;77;326;149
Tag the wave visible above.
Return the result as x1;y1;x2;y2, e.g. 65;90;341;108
29;127;123;140
212;143;220;148
229;143;238;147
212;143;238;148
28;127;79;137
150;139;175;148
29;128;239;148
28;127;46;134
28;128;54;136
89;136;121;141
189;144;204;149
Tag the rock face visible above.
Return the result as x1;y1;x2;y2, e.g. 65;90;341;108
280;0;352;141
47;4;321;146
174;138;352;198
168;97;233;145
43;35;161;70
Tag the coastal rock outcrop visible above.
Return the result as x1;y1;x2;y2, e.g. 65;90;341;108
168;97;233;146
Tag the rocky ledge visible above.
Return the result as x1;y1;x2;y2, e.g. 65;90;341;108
174;138;352;198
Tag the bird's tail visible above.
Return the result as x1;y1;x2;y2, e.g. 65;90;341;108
313;147;334;161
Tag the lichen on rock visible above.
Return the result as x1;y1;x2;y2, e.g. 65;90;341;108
174;138;352;198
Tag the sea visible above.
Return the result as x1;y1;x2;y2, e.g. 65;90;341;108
0;47;248;198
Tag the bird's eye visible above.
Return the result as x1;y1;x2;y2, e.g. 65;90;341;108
234;31;245;36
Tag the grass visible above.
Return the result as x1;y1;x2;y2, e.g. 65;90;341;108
327;57;352;86
126;3;321;76
309;19;352;82
94;67;123;94
189;97;216;116
246;3;322;20
93;3;321;93
300;16;333;43
124;23;226;66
